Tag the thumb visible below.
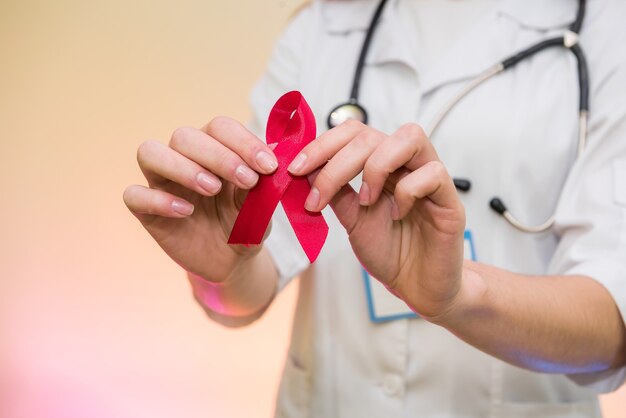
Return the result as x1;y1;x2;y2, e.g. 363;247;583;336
328;183;360;233
306;168;360;233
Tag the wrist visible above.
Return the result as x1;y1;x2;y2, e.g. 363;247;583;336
424;260;489;328
188;247;278;317
187;239;265;284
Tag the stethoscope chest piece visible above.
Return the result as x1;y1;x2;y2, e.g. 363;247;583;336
327;100;368;129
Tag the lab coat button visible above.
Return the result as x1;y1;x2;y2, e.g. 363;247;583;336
381;374;404;397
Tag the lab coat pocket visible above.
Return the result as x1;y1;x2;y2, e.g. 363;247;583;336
275;356;311;418
497;401;601;418
613;160;626;206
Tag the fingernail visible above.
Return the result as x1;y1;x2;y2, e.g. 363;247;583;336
256;151;277;172
197;172;221;194
235;165;259;188
391;200;400;220
172;200;194;216
359;182;370;206
304;187;320;212
288;153;307;174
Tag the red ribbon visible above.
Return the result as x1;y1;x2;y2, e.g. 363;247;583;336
228;91;328;263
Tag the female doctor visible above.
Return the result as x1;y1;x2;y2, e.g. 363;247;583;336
123;0;626;416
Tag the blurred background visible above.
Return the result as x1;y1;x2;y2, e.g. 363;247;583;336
0;0;624;417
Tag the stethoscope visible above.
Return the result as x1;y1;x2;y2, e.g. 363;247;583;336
327;0;589;233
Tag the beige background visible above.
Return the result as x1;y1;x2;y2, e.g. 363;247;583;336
0;0;624;417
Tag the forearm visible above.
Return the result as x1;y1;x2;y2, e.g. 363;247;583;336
432;260;626;374
188;247;279;321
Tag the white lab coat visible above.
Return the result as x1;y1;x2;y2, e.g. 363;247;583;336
241;0;626;417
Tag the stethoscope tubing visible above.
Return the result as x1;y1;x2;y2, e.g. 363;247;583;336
329;0;589;234
350;0;390;105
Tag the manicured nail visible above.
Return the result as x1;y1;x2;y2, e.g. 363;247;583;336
359;182;370;206
304;187;320;212
172;200;194;216
235;164;258;188
288;153;307;174
391;200;400;220
197;172;221;194
256;151;277;172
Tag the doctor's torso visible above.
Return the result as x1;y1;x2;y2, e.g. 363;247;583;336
250;0;626;417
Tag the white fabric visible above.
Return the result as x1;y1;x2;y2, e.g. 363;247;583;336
405;0;497;70
243;0;626;416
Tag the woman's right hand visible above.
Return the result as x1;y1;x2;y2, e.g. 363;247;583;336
123;117;278;283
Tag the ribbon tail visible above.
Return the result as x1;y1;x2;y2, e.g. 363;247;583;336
228;173;290;245
281;177;329;263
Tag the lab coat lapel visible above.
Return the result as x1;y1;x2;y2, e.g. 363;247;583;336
418;0;576;95
323;0;419;75
417;19;503;97
360;0;577;97
320;0;421;130
323;0;380;34
363;0;419;76
498;0;575;30
361;0;504;96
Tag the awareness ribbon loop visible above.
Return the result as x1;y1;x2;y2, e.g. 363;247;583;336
228;91;328;263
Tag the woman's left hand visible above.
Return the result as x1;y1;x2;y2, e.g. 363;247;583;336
288;120;466;320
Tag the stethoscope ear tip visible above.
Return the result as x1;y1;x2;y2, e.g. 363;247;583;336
489;197;507;215
453;178;471;192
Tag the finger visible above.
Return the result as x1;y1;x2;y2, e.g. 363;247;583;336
287;119;367;175
328;183;360;233
169;126;259;190
393;124;440;170
137;140;222;196
362;123;439;206
123;184;195;219
304;128;386;212
203;117;278;174
393;161;460;220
